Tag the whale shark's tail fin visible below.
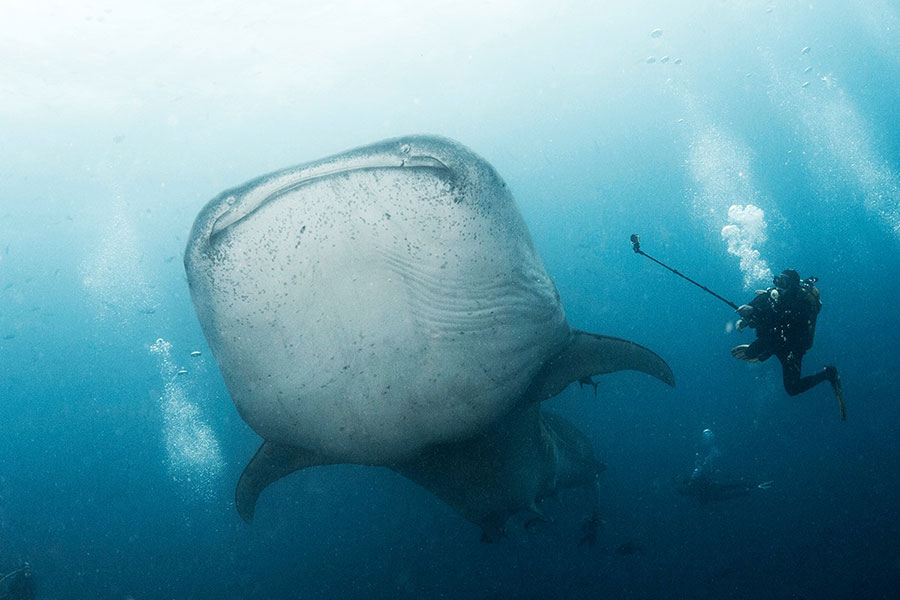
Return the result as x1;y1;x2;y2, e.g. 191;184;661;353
235;442;332;523
526;330;675;402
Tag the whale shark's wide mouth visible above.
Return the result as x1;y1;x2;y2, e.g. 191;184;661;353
209;153;450;241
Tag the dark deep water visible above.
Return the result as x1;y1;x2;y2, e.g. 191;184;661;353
1;1;899;598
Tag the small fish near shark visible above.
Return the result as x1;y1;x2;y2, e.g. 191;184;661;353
184;135;674;542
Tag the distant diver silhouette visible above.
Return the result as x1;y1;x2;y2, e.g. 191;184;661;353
677;429;772;504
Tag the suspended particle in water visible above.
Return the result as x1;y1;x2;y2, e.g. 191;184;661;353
801;46;811;54
190;351;201;357
646;56;657;64
674;58;682;65
177;369;188;376
650;28;663;38
660;55;670;63
800;81;810;88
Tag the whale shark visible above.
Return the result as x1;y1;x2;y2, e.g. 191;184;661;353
184;135;674;540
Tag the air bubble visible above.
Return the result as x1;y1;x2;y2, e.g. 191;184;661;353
650;28;663;38
151;338;223;500
400;144;411;154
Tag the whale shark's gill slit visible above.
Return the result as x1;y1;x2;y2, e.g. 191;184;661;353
377;249;553;333
210;160;451;242
377;249;519;311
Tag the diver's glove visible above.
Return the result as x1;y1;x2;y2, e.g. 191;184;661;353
736;305;756;331
737;304;755;318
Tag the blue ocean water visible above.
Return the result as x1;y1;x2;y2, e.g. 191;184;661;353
1;1;899;598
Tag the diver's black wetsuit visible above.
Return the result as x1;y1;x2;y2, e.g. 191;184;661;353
736;272;831;396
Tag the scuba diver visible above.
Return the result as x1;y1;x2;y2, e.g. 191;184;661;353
676;429;772;504
731;269;843;404
631;235;846;420
0;563;35;600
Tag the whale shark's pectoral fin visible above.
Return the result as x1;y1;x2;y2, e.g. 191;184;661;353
526;329;675;402
235;441;330;523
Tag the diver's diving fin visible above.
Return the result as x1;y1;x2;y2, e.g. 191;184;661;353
235;441;331;523
526;329;674;402
827;367;846;421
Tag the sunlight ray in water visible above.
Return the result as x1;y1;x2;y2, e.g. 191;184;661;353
79;202;158;322
686;126;772;288
765;49;900;241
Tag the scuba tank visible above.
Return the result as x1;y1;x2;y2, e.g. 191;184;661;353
798;276;821;351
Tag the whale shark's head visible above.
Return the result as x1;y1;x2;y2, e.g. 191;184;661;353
185;135;507;266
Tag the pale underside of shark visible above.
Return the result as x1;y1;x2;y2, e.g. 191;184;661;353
184;135;674;541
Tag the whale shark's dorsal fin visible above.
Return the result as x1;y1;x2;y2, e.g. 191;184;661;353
525;329;675;402
235;442;332;523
